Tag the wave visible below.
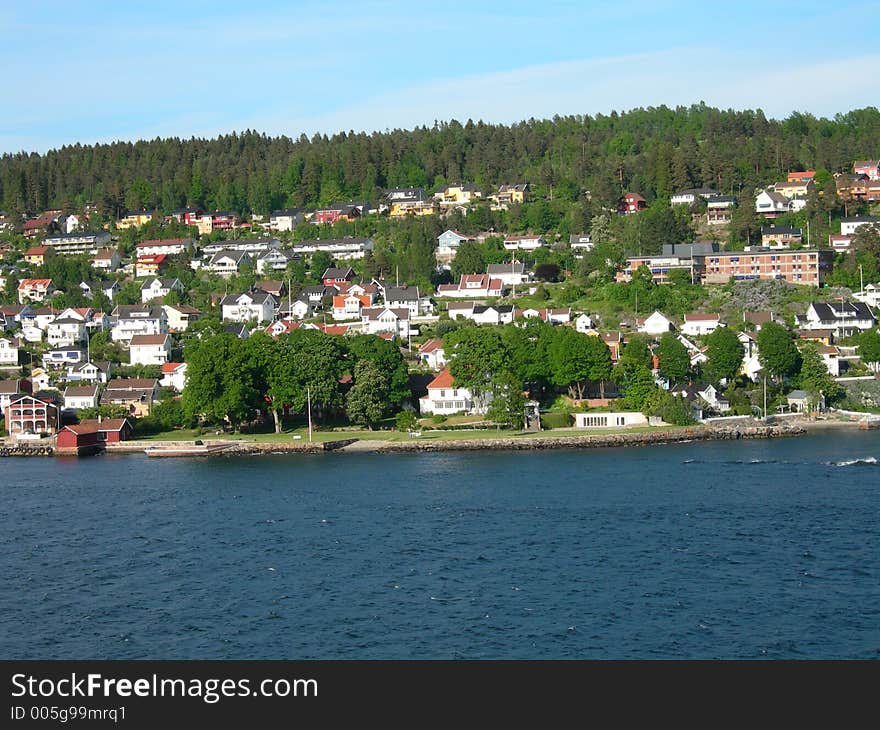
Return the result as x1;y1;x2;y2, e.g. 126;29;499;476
831;457;878;467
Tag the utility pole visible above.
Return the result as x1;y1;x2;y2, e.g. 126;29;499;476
763;374;767;422
859;263;864;296
307;385;312;443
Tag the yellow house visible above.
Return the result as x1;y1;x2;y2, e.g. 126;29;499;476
489;184;529;209
116;210;153;230
434;184;483;206
389;199;438;218
24;246;53;266
773;180;813;199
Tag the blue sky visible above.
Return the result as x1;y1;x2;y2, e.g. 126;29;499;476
2;0;879;153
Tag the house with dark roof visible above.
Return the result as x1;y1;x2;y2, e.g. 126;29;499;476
761;225;802;248
321;267;356;287
140;277;184;303
100;378;159;417
799;301;876;338
220;290;276;324
63;384;101;411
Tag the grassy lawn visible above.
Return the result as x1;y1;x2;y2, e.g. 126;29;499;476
136;422;689;444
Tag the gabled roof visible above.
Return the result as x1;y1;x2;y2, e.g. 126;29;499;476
419;338;444;353
78;418;131;432
384;285;420;301
426;368;455;389
809;301;874;321
220;290;274;306
322;266;355;279
129;334;170;347
161;362;186;373
104;378;158;390
63;385;99;397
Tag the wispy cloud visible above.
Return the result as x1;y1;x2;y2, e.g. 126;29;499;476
234;49;880;140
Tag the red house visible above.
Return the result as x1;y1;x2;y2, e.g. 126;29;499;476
322;267;356;287
618;193;647;215
78;417;134;443
5;394;59;436
56;424;101;454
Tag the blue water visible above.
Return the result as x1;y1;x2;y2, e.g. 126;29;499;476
1;430;879;659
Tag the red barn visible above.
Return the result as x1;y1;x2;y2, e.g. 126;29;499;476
56;424;100;455
78;417;133;443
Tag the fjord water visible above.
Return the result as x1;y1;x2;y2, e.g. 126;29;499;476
1;430;878;659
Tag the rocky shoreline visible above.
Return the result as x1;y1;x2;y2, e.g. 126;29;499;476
104;421;809;457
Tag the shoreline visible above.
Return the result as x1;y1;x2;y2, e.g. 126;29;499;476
104;420;828;456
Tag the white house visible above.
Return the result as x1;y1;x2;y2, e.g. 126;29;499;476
274;298;310;321
637;311;675;336
671;188;720;205
418;339;447;370
160;362;187;391
289;237;374;260
840;217;879;237
503;234;546;251
523;308;571;325
332;293;371;321
680;313;722;337
111;305;168;342
63;384;100;412
42;347;86;369
92;249;122;271
65;360;112;383
207;251;252;277
755;189;793;218
200;238;280;256
135;238;194;257
436;274;504;298
162;304;202;332
141;277;184;303
220;290;276;324
737;331;763;381
128;334;172;366
46;317;87;348
255;249;296;275
575;314;595;333
573;411;648;428
487;262;531;287
419;368;483;415
383;285;432;317
569;234;593;253
0;336;20;366
799;302;876;338
360;307;412;338
854;283;880;308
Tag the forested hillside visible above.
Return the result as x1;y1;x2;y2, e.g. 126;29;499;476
2;105;878;217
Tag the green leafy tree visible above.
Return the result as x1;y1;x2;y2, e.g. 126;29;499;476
395;410;419;433
344;334;409;407
656;332;689;385
346;360;389;430
451;241;486;278
858;328;880;372
620;365;660;411
798;344;842;404
704;326;744;383
486;372;527;429
756;321;801;381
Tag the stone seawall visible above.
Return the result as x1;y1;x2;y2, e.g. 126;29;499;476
106;423;805;457
348;423;807;453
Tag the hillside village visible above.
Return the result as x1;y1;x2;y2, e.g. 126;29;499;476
2;150;880;451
